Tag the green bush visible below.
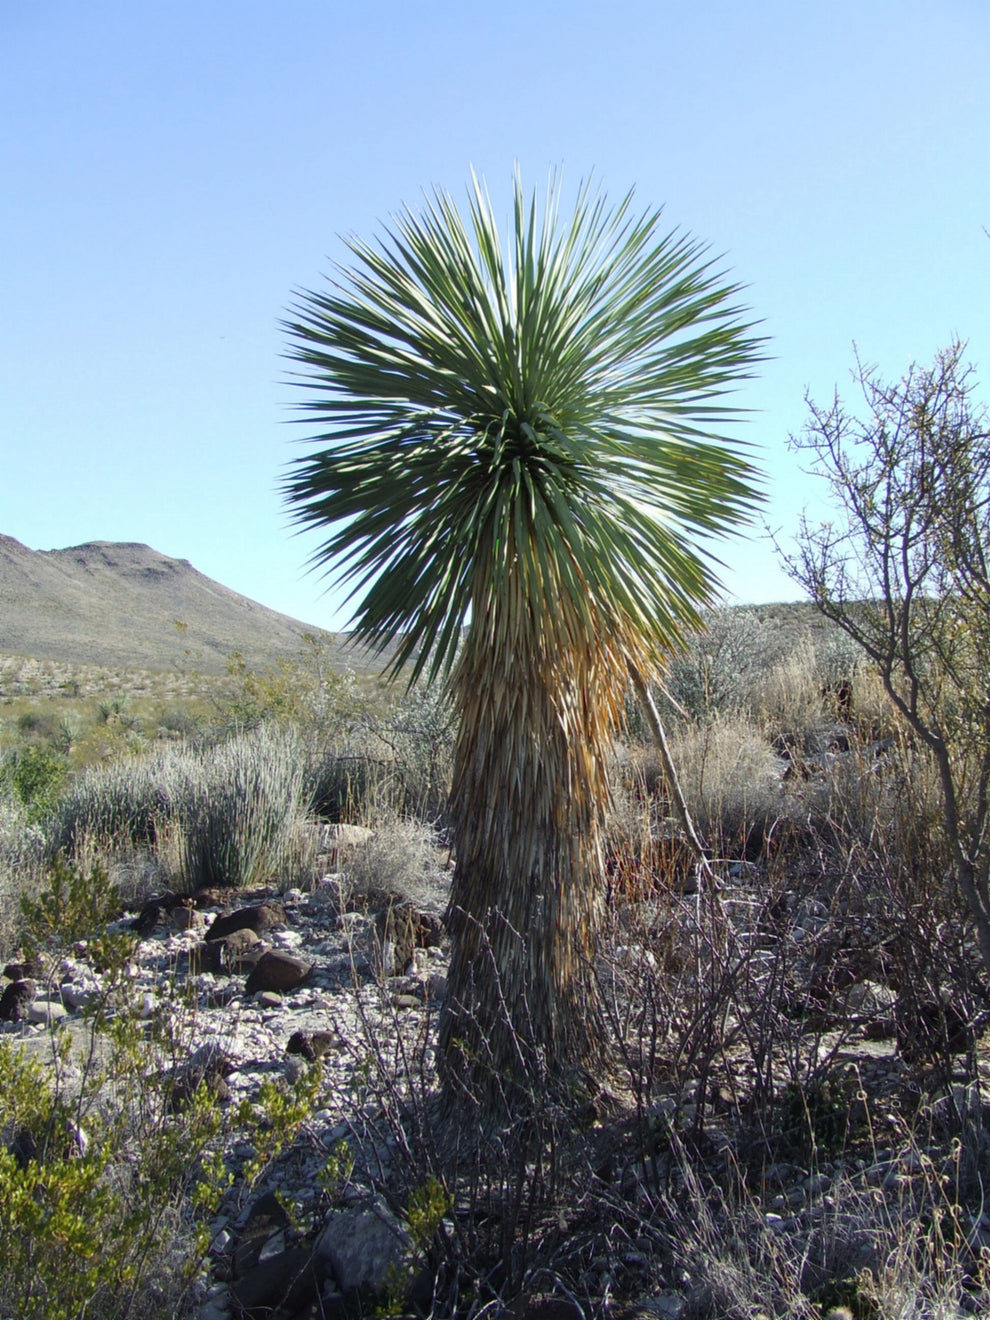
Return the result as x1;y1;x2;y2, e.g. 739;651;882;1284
0;856;320;1319
1;744;67;822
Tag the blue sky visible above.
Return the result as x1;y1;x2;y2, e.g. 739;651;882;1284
3;0;989;631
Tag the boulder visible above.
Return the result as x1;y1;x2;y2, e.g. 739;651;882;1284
131;892;190;935
4;956;41;981
26;995;68;1026
245;951;312;995
206;903;287;942
315;1198;411;1293
230;1246;320;1320
0;979;36;1022
191;928;264;974
374;900;444;978
233;1191;291;1277
286;1030;336;1061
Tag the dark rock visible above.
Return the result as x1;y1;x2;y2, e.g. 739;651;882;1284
10;1125;38;1168
234;1191;291;1277
375;900;444;977
245;951;312;995
230;1247;320;1319
286;1030;336;1061
0;979;36;1022
207;903;288;942
131;891;188;935
4;956;41;982
191;928;264;974
192;885;241;909
167;1049;234;1113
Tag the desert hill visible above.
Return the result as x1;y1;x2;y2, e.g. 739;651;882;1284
0;534;359;675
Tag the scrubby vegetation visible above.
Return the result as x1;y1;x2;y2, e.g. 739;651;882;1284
1;609;989;1318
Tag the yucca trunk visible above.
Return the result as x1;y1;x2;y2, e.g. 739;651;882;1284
438;583;627;1107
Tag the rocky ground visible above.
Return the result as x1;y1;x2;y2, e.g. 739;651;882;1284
4;836;990;1320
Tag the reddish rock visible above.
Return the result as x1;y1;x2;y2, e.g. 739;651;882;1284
206;903;287;942
245;951;312;995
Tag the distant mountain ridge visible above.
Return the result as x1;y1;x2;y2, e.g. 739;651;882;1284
0;535;347;674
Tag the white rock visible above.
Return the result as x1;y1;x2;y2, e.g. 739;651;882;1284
26;997;68;1025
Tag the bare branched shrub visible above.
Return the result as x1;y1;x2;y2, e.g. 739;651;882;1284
301;685;454;824
661;608;792;721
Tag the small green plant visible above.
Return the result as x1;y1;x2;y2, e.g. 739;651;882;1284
0;853;323;1319
779;1073;853;1159
317;1137;356;1202
1;744;67;822
377;1175;453;1316
19;853;124;951
237;1066;323;1189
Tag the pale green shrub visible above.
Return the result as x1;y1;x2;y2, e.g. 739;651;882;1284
338;816;449;911
47;752;178;854
173;725;307;890
47;724;308;891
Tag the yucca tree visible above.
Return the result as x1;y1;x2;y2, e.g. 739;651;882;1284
283;173;763;1108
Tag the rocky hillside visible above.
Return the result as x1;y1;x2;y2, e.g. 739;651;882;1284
0;534;358;675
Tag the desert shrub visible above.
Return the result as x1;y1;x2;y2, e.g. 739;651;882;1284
365;684;454;820
47;752;178;855
0;857;320;1320
173;724;307;890
659;714;786;853
338;816;449;911
215;632;356;735
302;683;454;823
48;724;308;891
0;801;45;956
748;641;835;747
301;726;393;822
661;607;793;721
0;743;67;822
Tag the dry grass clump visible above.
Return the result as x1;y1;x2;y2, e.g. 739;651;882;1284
0;799;46;951
337;816;450;913
661;714;788;852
